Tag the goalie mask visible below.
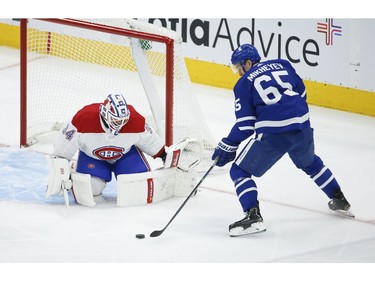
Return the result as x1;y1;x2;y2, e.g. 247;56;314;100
99;94;130;136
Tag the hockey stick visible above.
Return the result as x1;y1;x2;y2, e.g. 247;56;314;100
150;156;219;238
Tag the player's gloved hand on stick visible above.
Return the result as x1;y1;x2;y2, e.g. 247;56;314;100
212;138;239;167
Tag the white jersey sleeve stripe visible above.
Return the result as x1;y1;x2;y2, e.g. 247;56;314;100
239;126;255;131
236;116;256;123
255;113;309;130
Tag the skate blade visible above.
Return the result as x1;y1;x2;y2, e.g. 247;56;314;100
229;222;266;237
332;209;355;218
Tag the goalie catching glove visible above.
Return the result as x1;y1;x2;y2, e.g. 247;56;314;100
163;138;203;172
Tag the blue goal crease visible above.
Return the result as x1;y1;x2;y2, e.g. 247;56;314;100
0;147;118;204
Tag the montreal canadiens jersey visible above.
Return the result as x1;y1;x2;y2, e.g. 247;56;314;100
53;103;165;163
227;58;311;144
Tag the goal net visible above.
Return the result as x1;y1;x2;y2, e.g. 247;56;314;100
20;18;216;168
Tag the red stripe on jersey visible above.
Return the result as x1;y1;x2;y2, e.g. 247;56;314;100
72;103;146;133
136;147;151;171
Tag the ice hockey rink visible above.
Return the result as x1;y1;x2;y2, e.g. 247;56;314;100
0;41;375;276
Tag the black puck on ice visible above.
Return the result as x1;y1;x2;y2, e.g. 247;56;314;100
136;233;145;239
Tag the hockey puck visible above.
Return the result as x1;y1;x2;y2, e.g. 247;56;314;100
136;233;145;239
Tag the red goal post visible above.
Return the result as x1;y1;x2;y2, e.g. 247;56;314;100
19;18;216;167
20;18;175;146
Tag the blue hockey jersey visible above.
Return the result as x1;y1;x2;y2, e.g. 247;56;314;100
227;58;311;144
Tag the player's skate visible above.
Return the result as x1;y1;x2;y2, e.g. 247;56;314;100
328;189;355;218
229;205;266;237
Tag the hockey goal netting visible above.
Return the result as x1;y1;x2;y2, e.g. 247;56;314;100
20;18;216;168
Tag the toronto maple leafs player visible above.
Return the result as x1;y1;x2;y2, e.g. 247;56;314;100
47;93;168;206
212;44;354;237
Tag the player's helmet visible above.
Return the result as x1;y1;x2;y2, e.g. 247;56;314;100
99;94;130;136
231;44;261;70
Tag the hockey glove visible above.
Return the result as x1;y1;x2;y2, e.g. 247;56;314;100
163;138;202;171
212;138;239;167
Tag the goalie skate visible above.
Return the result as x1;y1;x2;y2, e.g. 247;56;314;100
229;206;266;237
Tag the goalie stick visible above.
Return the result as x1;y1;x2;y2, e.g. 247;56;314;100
150;157;219;238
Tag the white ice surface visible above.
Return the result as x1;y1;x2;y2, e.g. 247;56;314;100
1;46;374;279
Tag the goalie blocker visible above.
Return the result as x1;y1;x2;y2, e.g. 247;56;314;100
46;138;203;207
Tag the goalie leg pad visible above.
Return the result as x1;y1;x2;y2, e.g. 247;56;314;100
46;156;71;198
71;172;96;207
174;169;200;197
117;169;176;207
91;176;106;196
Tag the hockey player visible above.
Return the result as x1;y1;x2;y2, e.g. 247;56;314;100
47;94;167;206
212;44;354;237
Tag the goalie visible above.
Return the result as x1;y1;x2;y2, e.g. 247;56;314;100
47;93;202;207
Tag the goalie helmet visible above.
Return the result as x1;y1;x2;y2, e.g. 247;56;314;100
231;44;261;71
99;94;130;136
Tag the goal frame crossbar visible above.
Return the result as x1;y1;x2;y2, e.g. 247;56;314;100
19;18;175;147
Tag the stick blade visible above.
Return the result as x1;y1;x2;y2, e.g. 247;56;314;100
150;230;163;238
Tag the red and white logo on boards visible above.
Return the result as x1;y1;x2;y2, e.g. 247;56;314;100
93;146;124;161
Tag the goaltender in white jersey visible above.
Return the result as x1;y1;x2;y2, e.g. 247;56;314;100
47;93;202;207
